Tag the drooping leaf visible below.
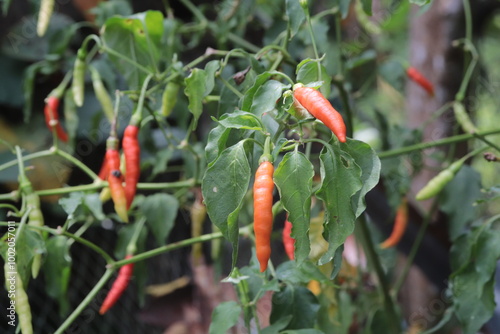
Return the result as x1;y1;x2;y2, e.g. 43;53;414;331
140;193;179;246
184;68;207;128
274;151;314;264
44;236;72;315
208;301;242;334
341;139;380;218
440;166;481;241
202;141;251;268
316;143;362;265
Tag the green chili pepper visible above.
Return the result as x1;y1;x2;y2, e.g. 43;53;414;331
415;160;464;201
72;48;87;107
90;67;114;122
161;82;180;117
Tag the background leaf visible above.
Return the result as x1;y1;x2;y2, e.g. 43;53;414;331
270;285;320;329
140;193;179;246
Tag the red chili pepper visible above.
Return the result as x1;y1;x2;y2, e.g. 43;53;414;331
99;255;134;315
380;198;408;249
406;67;434;96
98;157;108;180
123;125;140;209
293;86;347;143
253;161;275;272
282;216;295;260
44;96;69;142
106;144;128;223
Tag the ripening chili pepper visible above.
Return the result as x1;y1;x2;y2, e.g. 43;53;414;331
282;216;295;260
416;160;464;201
190;189;207;265
90;67;114;122
380;198;408;249
406;66;434;96
99;255;134;315
44;96;69;142
453;101;477;134
161;82;180;117
106;141;129;222
123;125;140;209
27;192;45;278
37;0;54;37
72;48;87;107
4;262;33;334
293;86;347;143
253;161;275;272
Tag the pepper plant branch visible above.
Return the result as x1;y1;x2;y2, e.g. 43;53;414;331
332;78;354;138
0;222;113;263
357;215;400;333
392;200;439;296
377;128;500;159
54;147;99;180
54;269;114;334
0;149;52;173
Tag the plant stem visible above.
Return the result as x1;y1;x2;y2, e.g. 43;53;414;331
358;215;400;333
332;79;354;138
218;75;244;99
377;128;500;159
462;0;472;43
392;200;438;296
53;269;114;334
55;147;99;180
0;149;52;173
226;32;261;53
335;13;344;76
113;226;250;268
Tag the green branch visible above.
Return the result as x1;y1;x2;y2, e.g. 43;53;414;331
377;128;500;159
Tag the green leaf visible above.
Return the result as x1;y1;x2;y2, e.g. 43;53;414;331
218;110;264;130
205;124;232;165
316;144;362;265
241;72;274;112
286;0;305;38
204;60;220;96
59;192;84;220
249;80;287;117
296;60;331;97
360;0;372;15
115;223;148;258
451;218;500;334
140;193;179;246
44;236;71;315
83;193;105;220
276;261;329;285
270;285;320;329
208;301;242;334
274;151;314;264
440;166;481;241
202;141;251;268
409;0;432;5
378;60;406;93
102;11;164;89
184;68;207;128
261;316;293;334
341;139;380;218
